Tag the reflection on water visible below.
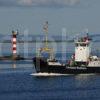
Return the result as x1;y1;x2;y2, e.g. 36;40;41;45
12;61;16;69
74;74;97;88
75;74;96;80
13;63;16;69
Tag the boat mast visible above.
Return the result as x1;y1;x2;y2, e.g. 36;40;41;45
39;21;54;59
43;21;48;48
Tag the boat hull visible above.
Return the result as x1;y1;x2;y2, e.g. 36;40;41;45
33;57;100;74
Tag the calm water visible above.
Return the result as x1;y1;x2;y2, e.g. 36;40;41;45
0;66;100;100
0;42;100;100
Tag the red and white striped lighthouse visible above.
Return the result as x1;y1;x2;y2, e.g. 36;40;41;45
12;31;17;58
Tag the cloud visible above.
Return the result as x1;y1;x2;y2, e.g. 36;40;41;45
0;0;80;7
18;0;80;6
18;0;33;6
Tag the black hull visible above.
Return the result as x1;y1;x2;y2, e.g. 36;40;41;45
33;57;100;74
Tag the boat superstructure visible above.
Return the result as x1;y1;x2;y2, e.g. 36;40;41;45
68;34;100;68
69;34;91;67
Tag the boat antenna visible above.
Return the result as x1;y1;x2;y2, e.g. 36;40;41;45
43;21;48;48
85;28;89;37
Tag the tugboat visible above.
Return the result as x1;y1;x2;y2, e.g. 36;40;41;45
33;22;100;74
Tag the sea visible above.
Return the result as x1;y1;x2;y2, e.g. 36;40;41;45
0;42;100;100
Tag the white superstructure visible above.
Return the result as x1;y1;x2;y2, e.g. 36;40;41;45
73;35;100;67
75;37;91;62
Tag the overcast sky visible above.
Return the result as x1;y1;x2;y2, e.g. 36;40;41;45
0;0;100;35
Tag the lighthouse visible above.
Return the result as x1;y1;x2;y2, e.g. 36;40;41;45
12;30;18;59
75;36;91;65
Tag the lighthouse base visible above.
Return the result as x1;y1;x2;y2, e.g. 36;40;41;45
0;55;25;60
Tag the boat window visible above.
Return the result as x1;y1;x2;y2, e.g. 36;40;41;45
80;44;86;46
75;43;79;47
86;44;89;46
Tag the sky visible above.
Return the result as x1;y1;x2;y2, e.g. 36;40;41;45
0;0;100;35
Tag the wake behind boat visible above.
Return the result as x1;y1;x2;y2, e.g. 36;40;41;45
30;72;72;77
33;22;100;74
